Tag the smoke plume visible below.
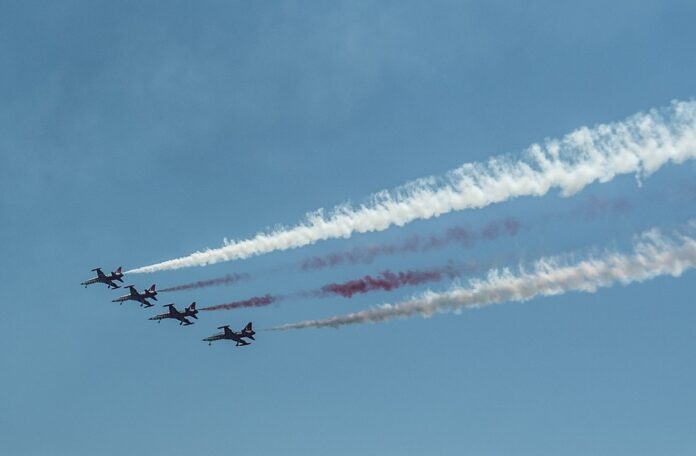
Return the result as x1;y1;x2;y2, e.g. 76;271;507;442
301;218;520;270
160;273;249;292
201;262;481;311
270;223;696;330
319;263;474;298
127;100;696;273
201;294;279;311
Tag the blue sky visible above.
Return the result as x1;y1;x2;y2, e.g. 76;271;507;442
2;1;696;455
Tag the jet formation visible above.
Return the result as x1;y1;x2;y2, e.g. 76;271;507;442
82;267;255;349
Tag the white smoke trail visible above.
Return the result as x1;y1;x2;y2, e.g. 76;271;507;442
128;100;696;273
270;223;696;330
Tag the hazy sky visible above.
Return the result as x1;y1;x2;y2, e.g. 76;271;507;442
2;1;695;455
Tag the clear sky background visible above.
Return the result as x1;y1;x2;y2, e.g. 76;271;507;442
2;1;696;455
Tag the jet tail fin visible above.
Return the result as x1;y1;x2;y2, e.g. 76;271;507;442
187;302;198;318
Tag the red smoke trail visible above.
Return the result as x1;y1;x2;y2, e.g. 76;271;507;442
319;263;477;298
300;217;520;270
579;195;631;220
200;294;279;311
159;273;249;292
202;262;481;311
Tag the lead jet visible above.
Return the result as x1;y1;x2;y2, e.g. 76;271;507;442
81;267;124;289
111;284;157;308
149;302;199;326
203;322;255;347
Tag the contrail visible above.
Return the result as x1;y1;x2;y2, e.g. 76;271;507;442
159;273;250;292
300;218;520;270
128;100;696;274
269;223;696;330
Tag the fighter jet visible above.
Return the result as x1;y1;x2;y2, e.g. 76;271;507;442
149;302;199;326
81;267;124;289
111;284;157;307
203;322;255;347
